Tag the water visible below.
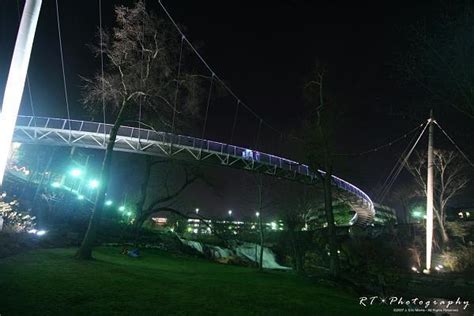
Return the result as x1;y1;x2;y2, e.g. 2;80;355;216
179;238;291;270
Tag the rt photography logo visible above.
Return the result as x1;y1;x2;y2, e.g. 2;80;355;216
359;296;471;314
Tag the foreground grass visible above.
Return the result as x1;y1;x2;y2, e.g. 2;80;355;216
0;247;390;315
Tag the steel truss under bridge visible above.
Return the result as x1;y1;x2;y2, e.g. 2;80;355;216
13;115;375;225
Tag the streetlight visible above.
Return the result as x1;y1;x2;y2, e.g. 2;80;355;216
105;200;113;206
228;210;232;216
255;211;260;217
89;179;100;189
195;208;199;214
69;168;82;177
51;181;61;188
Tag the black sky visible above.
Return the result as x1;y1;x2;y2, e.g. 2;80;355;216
1;1;473;216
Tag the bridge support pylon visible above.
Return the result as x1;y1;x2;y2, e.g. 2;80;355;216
0;0;42;186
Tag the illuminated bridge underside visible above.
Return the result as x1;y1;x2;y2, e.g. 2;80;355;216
13;116;375;226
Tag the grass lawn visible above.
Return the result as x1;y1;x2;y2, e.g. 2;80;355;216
0;247;391;315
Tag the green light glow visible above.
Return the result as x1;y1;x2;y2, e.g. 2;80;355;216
89;179;100;189
118;206;125;212
77;195;84;200
51;181;61;188
69;168;82;177
105;200;113;206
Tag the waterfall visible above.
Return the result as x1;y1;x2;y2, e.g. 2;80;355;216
234;242;291;270
178;237;290;270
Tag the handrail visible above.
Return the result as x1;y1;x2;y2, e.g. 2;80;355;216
15;115;374;215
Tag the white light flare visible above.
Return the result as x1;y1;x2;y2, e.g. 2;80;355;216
0;0;43;186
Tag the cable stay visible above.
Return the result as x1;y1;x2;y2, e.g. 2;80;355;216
54;0;72;135
377;120;429;202
335;123;425;157
434;121;474;169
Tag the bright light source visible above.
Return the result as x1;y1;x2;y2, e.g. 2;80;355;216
77;195;84;200
118;206;125;212
69;168;82;177
337;250;341;254
105;200;113;206
411;266;418;272
1;192;6;198
51;181;61;188
89;179;100;189
36;230;46;236
228;210;232;216
126;212;132;217
412;210;422;218
256;211;260;217
435;266;440;271
195;208;199;214
28;229;37;234
466;212;470;217
271;222;277;230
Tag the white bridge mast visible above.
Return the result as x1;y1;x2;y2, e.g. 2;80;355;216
0;0;42;186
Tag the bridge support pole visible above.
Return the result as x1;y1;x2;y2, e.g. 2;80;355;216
424;110;435;274
0;0;42;186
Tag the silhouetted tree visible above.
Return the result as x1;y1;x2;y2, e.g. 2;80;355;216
77;1;201;259
303;63;341;278
406;149;469;245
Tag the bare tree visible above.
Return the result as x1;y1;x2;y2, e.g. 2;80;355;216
303;64;341;278
406;149;469;244
277;183;317;275
133;159;201;238
76;1;201;259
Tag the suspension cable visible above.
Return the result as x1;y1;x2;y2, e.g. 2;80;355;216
376;122;426;200
201;74;215;139
55;0;72;134
98;0;106;143
255;118;263;149
335;123;425;157
156;0;281;140
230;99;240;143
138;1;146;144
378;121;429;202
434;121;474;169
172;35;185;133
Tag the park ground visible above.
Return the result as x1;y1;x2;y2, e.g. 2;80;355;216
0;247;392;315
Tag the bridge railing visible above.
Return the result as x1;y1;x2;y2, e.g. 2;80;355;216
16;115;374;212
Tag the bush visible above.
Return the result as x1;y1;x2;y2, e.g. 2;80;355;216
0;195;35;233
440;246;474;272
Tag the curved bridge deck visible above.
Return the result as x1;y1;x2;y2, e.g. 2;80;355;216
13;115;375;225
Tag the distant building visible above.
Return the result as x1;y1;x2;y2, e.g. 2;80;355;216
373;203;397;225
448;206;474;221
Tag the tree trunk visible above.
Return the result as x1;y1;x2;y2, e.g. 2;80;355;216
434;208;449;245
258;213;264;271
75;101;128;260
134;157;154;245
323;166;340;278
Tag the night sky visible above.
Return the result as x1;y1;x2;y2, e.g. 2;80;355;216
1;1;473;216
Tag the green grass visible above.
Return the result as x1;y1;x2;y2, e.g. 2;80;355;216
0;247;391;315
